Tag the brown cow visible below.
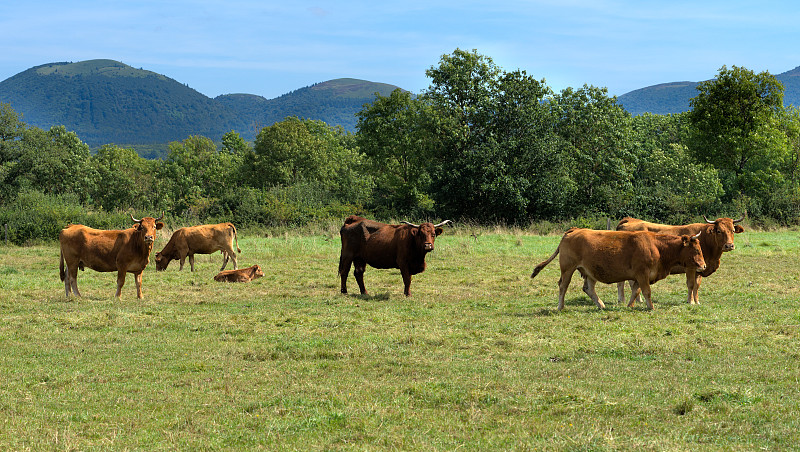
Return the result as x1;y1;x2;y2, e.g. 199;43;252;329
155;222;241;272
59;213;165;299
338;215;451;296
531;228;706;310
615;215;744;304
213;265;264;282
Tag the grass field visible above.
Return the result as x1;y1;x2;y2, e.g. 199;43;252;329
1;225;799;450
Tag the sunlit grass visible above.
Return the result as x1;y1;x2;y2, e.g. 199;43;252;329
0;228;798;449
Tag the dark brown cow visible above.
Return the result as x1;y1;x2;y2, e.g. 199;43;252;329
615;215;744;304
531;228;706;310
213;265;264;282
59;213;164;299
338;215;451;296
155;222;241;272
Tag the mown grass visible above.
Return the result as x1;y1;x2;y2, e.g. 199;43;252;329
0;226;798;450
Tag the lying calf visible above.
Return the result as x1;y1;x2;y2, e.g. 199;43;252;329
213;265;264;283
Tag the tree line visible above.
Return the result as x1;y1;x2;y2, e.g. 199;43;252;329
2;49;799;244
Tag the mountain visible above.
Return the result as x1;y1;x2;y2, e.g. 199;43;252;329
0;59;402;147
618;66;800;115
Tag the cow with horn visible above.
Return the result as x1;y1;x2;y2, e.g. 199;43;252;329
59;213;165;299
615;214;745;304
338;216;452;296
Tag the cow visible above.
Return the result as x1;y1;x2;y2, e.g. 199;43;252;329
338;216;452;296
530;228;706;310
213;265;264;283
155;222;241;272
59;213;165;299
615;215;745;304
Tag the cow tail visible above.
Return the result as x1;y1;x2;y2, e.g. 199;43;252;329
230;223;242;253
59;249;66;281
531;245;560;279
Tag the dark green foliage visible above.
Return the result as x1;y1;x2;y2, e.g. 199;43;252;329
3;53;800;242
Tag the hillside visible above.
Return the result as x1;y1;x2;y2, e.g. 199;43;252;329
0;60;402;147
618;66;800;115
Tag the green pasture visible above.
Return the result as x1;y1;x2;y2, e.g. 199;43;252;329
0;226;799;450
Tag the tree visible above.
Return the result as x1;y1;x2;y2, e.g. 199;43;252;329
5;125;95;203
356;89;435;216
250;117;372;204
627;113;722;220
549;85;635;217
688;65;787;200
159;135;224;216
90;144;156;211
423;49;553;222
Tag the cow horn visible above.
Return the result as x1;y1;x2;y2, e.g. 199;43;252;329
154;211;165;222
733;212;745;223
130;213;142;223
703;215;715;224
401;221;419;228
693;231;702;239
434;220;452;228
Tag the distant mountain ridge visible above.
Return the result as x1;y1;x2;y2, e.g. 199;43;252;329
3;59;800;149
0;59;401;146
618;66;800;115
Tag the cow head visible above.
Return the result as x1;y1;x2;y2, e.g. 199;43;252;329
703;215;745;252
251;265;265;279
403;220;451;253
154;251;171;271
130;213;164;246
682;232;707;272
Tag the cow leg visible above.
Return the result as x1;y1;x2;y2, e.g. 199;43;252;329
179;255;186;271
583;278;605;309
229;250;238;270
68;264;81;297
115;270;126;298
693;275;702;304
627;281;642;308
638;279;654;310
557;267;576;311
220;251;230;271
616;282;625;304
353;259;367;295
401;268;413;297
134;272;144;299
339;255;352;294
684;270;695;304
189;254;196;272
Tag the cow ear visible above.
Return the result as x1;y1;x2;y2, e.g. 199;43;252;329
682;236;690;246
435;227;443;236
734;225;744;233
156;222;164;230
410;228;418;236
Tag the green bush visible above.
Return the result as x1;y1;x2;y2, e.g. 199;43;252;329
0;190;154;245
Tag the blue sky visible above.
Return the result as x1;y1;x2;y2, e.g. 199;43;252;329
2;1;799;100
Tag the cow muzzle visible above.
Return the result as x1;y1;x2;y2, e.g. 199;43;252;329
424;243;434;252
144;235;155;243
697;264;707;272
723;243;735;251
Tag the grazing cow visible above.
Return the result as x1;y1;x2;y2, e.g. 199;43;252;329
615;215;745;304
59;213;165;299
531;228;706;310
155;222;241;272
213;265;264;282
338;216;452;296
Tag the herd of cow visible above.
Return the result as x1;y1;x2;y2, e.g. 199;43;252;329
56;213;744;310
